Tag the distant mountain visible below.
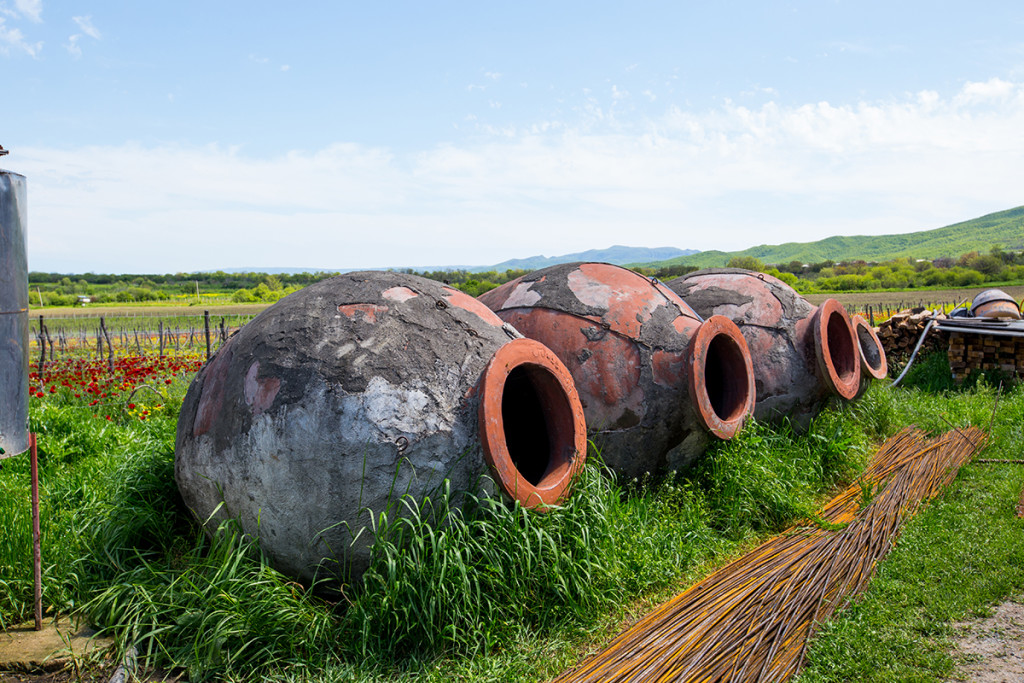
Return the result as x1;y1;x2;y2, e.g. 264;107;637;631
213;246;699;276
214;267;343;275
211;205;1024;277
639;206;1024;270
467;246;697;273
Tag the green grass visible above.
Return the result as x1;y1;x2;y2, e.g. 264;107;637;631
796;367;1024;682
2;354;1023;681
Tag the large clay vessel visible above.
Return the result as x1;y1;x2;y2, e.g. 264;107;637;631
851;314;888;395
176;272;586;584
667;268;860;431
479;262;755;478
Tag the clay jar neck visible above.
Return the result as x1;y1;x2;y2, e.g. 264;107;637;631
477;338;587;510
852;315;888;380
685;314;756;440
796;299;861;399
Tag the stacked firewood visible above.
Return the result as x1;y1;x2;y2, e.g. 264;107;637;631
948;332;1024;382
876;308;946;363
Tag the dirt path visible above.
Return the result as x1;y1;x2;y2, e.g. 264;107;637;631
947;594;1024;682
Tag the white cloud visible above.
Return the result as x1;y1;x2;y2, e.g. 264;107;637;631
17;79;1024;272
72;15;100;39
65;15;99;58
64;32;79;57
0;17;41;55
955;77;1015;105
14;0;40;22
828;40;907;56
249;53;291;74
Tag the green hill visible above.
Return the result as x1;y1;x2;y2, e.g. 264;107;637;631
640;205;1024;270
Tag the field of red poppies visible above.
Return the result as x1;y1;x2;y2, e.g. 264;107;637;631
30;352;203;421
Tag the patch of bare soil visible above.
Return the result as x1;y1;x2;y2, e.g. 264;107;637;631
0;667;110;682
0;666;183;683
947;594;1024;682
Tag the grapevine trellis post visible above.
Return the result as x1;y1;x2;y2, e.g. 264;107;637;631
204;310;211;359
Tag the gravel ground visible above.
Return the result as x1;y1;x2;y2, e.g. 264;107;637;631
947;594;1024;682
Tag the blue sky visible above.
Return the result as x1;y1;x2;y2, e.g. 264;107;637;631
3;1;1024;273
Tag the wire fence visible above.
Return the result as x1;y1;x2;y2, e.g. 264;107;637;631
30;311;258;366
842;299;965;326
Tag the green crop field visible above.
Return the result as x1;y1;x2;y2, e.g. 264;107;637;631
809;284;1024;317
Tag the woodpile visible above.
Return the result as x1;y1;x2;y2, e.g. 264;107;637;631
876;308;946;364
948;331;1024;383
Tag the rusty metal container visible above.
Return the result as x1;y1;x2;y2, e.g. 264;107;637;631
479;262;755;478
175;272;586;584
971;289;1022;319
667;268;860;431
0;169;29;458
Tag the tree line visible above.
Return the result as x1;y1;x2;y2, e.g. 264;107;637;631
27;246;1024;307
722;246;1024;293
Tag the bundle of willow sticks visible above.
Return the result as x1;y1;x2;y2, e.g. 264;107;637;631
555;425;987;683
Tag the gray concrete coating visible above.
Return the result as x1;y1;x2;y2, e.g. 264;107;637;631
175;272;521;584
669;268;834;432
480;262;723;478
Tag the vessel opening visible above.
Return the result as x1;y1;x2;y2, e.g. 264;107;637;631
826;310;858;384
856;324;883;373
501;365;556;486
479;338;585;508
704;333;750;423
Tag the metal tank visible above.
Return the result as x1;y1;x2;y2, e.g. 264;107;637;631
970;289;1022;320
0;169;29;458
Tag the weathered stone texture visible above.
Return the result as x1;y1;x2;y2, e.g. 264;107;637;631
481;262;754;478
668;268;860;431
176;272;538;583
